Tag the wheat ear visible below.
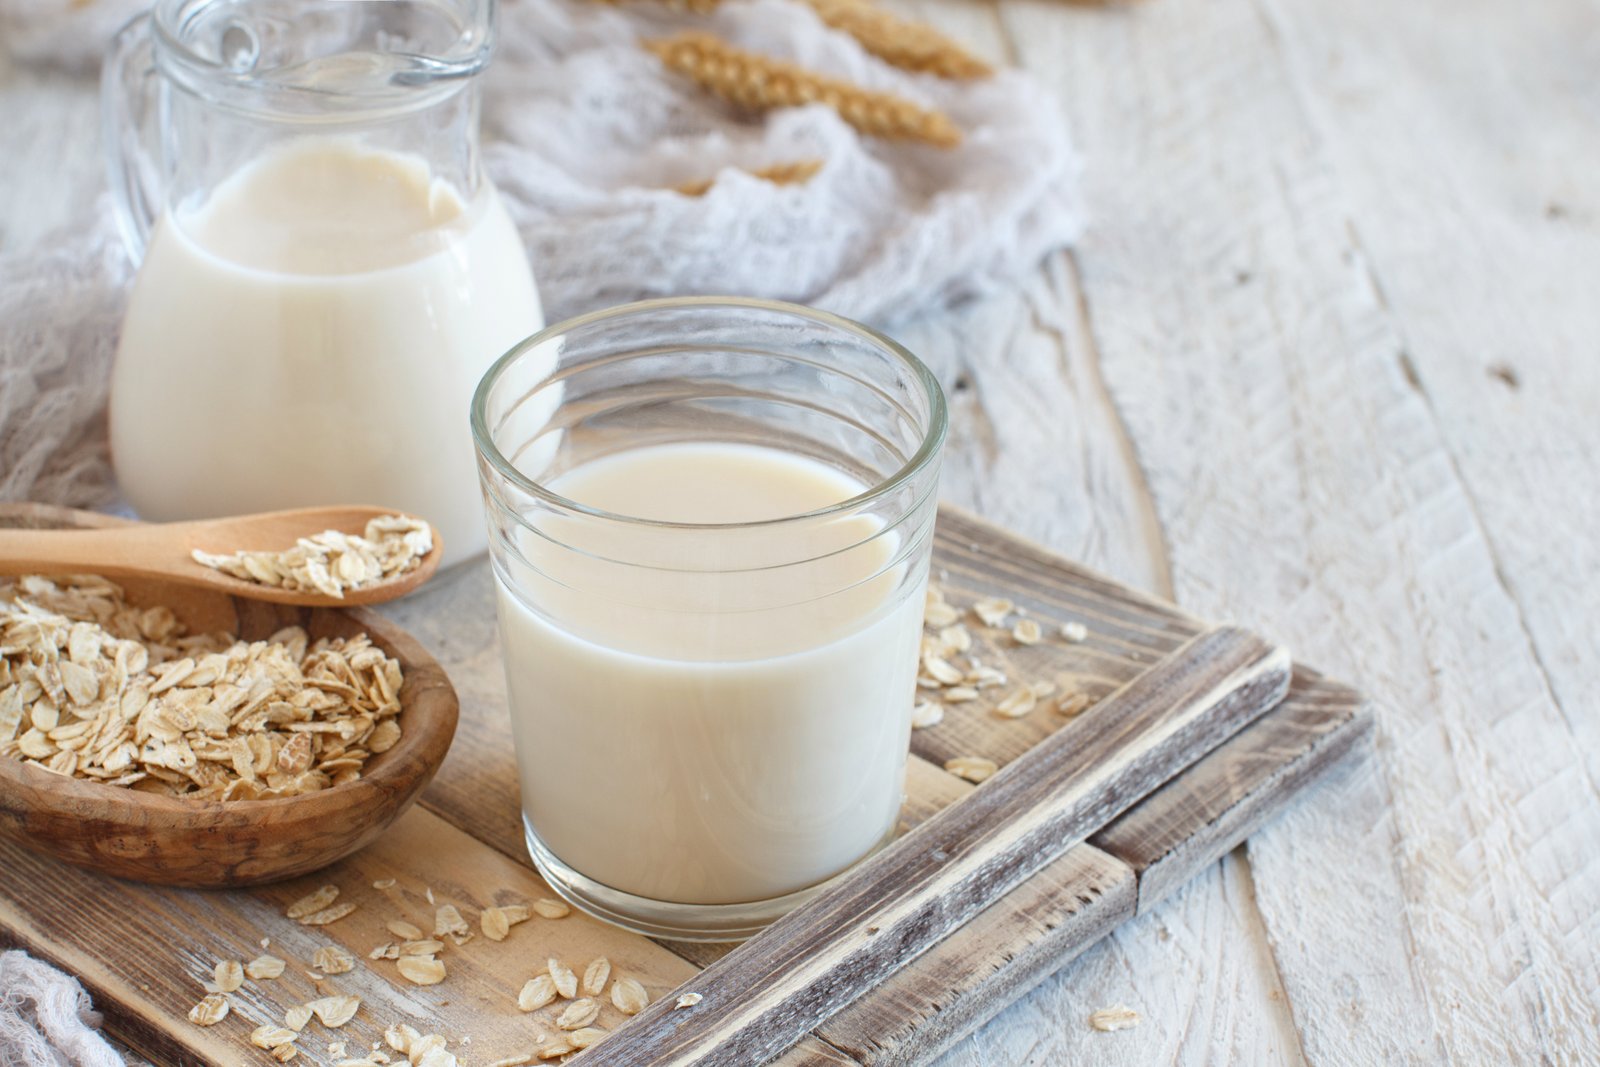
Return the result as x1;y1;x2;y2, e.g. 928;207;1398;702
799;0;992;79
644;32;963;148
674;159;826;196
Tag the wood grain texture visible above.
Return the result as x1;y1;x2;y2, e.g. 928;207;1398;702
0;505;459;887
0;805;702;1067
997;0;1600;1060
798;844;1137;1067
587;627;1291;1065
1091;669;1374;912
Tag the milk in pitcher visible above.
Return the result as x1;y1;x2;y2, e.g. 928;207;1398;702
111;138;544;565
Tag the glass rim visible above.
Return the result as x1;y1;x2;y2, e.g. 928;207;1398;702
144;0;495;116
470;296;949;532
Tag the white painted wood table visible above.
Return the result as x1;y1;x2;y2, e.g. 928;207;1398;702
3;0;1597;1062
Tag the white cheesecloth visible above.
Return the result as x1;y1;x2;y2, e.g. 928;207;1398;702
0;0;1081;1060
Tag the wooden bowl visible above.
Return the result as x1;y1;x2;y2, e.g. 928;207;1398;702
0;504;459;887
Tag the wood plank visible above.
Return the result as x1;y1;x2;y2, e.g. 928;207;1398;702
774;666;1368;1066
795;844;1137;1067
0;805;700;1067
999;0;1600;1059
1092;669;1374;912
588;627;1290;1065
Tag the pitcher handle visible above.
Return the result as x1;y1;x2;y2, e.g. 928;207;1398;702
102;12;162;263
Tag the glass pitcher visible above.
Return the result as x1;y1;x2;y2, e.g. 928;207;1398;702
103;0;543;567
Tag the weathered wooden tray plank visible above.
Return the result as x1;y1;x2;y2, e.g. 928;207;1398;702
1092;667;1374;913
0;805;700;1067
793;844;1137;1067
0;503;1371;1065
792;671;1372;1066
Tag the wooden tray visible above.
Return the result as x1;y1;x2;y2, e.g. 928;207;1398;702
0;505;1372;1065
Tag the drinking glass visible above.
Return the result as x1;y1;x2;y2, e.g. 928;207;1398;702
472;297;947;940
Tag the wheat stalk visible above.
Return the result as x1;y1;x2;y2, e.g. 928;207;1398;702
674;159;826;196
596;0;992;79
799;0;992;79
644;32;963;148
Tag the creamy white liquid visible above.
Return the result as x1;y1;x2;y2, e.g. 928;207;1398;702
495;443;926;905
111;139;545;566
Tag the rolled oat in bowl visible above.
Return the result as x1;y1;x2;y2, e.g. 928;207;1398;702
0;574;403;800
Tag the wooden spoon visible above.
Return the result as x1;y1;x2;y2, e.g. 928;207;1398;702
0;506;443;606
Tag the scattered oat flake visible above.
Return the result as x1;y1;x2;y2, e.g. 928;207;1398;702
582;957;611;997
369;943;400;960
489;1056;535;1067
397;957;447;985
1031;680;1058;699
533;898;570;920
910;701;943;729
313;946;356;974
1057;692;1093;718
518;976;558;1012
414;1042;457;1067
482;907;511;941
611;976;649;1015
308;994;361;1028
937;624;971;654
1061;621;1089;643
968;664;1007;688
1012;618;1042;645
569;1027;607;1050
556;998;600;1031
943;685;979;703
287;885;339;919
212;959;244;993
387;919;423;940
499;903;532;925
1088;1005;1140;1032
923;601;960;628
401;939;445;956
675;992;703;1009
538;1043;574;1061
188;993;229;1026
944;755;998;783
246;955;286;981
425;886;435;905
300;900;358;926
252;1024;300;1049
372;878;396;890
434;904;470;942
432;904;464;935
548;958;578;999
994;687;1037;719
285;1004;313;1030
272;1046;299;1063
973;597;1013;627
922;656;964;685
384;1023;419;1054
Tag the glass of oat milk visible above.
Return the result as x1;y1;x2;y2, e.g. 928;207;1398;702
103;0;541;567
472;298;947;940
